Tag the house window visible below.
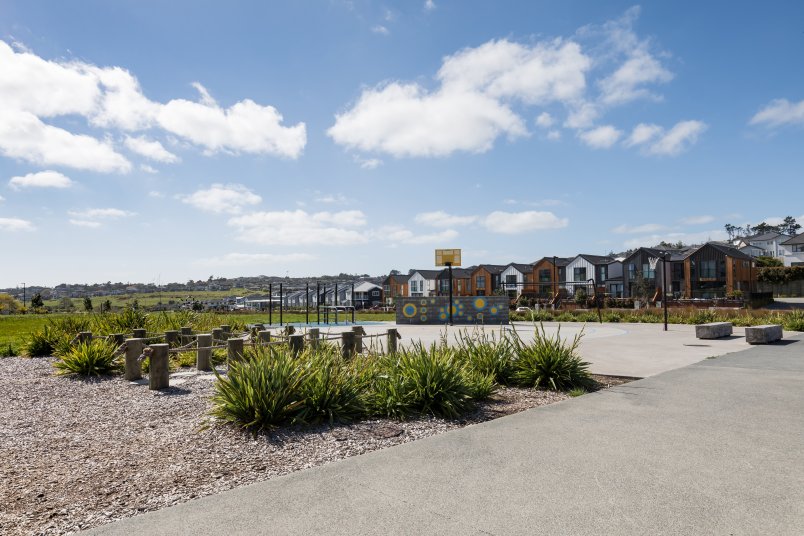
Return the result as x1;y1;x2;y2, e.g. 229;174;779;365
794;244;804;253
439;279;450;293
573;267;586;281
539;269;551;282
476;275;486;289
371;290;379;296
700;260;717;279
641;264;655;280
505;274;517;285
627;263;636;280
599;265;607;281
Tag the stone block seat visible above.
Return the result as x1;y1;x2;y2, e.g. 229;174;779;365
695;322;733;339
745;324;783;345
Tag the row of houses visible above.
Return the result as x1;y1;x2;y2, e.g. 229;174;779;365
221;281;385;311
732;231;804;266
382;239;782;303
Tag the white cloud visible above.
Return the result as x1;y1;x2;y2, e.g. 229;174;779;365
646;120;706;155
483;211;568;233
375;225;458;244
623;229;728;250
68;208;135;219
69;219;102;228
148;190;164;198
0;109;132;173
598;49;673;105
353;155;383;169
140;164;158;174
0;39;306;168
625;123;662;146
535;112;554;128
0;195;4;201
547;130;561;140
680;215;715;225
0;217;34;231
414;211;477;227
228;209;369;246
9;170;74;190
579;125;621;149
328;38;590;157
749;98;804;128
157;84;306;158
124;135;179;163
313;192;349;204
181;184;262;214
371;25;389;35
424;0;436;11
612;223;667;234
564;102;599;129
194;252;316;267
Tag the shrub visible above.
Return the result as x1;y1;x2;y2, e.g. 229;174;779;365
210;347;307;431
782;311;804;332
296;349;365;424
603;312;621;323
510;324;596;391
369;343;476;419
54;339;120;376
1;343;19;357
453;329;513;385
689;310;717;325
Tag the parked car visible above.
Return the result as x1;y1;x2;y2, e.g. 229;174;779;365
515;306;532;313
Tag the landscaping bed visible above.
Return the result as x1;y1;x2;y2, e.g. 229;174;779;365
0;357;630;535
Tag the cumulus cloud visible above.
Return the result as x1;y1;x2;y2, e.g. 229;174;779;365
483;211;568;233
424;0;436;11
228;209;369;246
535;112;554;128
371;25;390;35
625;120;706;155
0;39;306;172
328;38;589;157
625;123;663;146
67;208;135;219
680;215;715;225
313;192;349;204
181;184;262;214
612;223;667;234
194;252;316;267
353;155;383;169
0;217;35;231
414;211;477;227
622;229;728;250
124;135;179;163
598;49;673;105
374;226;458;245
749;98;804;128
9;170;74;190
579;125;621;148
69;219;102;228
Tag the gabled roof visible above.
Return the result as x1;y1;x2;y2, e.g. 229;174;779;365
353;281;381;292
473;264;507;275
503;262;534;274
533;256;572;267
384;274;410;285
409;269;441;279
682;242;753;261
623;247;689;263
572;254;614;266
438;267;474;279
781;232;804;246
742;231;791;242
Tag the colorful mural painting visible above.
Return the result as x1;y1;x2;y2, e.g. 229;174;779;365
395;296;509;325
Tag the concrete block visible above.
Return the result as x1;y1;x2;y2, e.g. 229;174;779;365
695;322;733;339
745;324;783;345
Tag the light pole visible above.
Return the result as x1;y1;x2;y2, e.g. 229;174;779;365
660;252;669;331
21;283;26;309
446;262;454;326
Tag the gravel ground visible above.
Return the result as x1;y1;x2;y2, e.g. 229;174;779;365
0;357;629;535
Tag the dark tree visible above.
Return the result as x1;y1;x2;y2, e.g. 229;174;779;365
30;293;44;309
780;216;801;236
83;297;93;312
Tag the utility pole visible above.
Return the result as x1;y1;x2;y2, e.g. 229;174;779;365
447;262;454;326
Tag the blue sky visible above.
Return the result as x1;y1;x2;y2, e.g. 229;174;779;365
1;0;803;287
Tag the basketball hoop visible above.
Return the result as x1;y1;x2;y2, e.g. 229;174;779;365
648;257;659;271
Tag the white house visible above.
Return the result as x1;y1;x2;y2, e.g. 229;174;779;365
734;232;791;260
500;263;534;298
563;254;614;295
780;233;804;266
352;281;383;308
407;270;440;297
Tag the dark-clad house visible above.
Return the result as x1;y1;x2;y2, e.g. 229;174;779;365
623;247;689;300
436;267;475;296
682;243;755;298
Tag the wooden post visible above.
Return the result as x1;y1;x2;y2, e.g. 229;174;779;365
254;323;265;331
220;324;231;335
196;334;212;372
387;328;399;354
341;331;356;359
180;326;193;346
149;343;169;390
78;331;92;344
258;330;271;344
227;338;244;362
124;338;143;381
289;334;304;357
211;328;223;343
165;330;179;347
352;326;364;353
111;333;126;347
132;328;146;339
308;328;320;350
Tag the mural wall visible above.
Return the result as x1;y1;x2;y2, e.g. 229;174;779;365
395;296;509;325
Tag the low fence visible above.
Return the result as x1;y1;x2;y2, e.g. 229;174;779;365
69;325;403;391
757;280;804;297
395;296;509;325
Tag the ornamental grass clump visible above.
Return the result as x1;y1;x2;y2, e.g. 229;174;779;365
510;323;596;391
53;339;121;376
211;347;307;431
369;342;478;420
782;311;804;332
453;329;513;385
296;347;367;425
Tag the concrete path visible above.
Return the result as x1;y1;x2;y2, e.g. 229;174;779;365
87;335;804;536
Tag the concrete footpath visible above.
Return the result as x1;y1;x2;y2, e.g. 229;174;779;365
87;336;804;535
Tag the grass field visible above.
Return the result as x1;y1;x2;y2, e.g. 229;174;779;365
41;289;256;309
0;311;395;354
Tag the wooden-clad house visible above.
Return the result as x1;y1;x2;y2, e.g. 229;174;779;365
436;267;475;296
531;257;571;298
682;243;755;298
470;264;506;296
382;273;410;305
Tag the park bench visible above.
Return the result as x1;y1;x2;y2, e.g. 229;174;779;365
745;324;783;345
695;322;733;339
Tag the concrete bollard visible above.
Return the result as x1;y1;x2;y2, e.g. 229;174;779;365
227;338;244;362
180;326;193;346
165;330;179;347
254;323;265;331
78;331;92;344
148;344;169;390
132;328;147;339
111;333;126;347
387;328;399;354
341;331;356;359
289;334;304;357
211;328;223;343
124;338;144;381
220;325;231;335
258;330;271;344
352;326;364;353
196;334;212;371
308;328;320;350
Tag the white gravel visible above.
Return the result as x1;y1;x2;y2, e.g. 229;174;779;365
0;357;577;535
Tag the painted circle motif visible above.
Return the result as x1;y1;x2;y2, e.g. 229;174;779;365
490;306;499;315
402;303;417;318
473;298;487;310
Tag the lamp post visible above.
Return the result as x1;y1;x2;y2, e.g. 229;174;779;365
21;283;26;309
446;262;454;326
552;256;557;300
660;252;669;331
